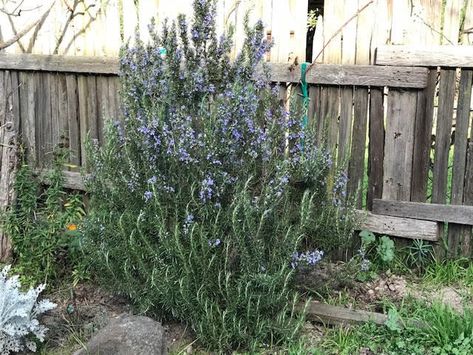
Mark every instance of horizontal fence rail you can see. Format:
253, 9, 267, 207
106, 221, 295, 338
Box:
376, 45, 473, 68
0, 53, 429, 87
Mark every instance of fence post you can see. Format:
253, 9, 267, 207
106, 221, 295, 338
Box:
0, 121, 17, 262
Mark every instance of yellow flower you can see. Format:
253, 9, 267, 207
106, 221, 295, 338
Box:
67, 224, 78, 232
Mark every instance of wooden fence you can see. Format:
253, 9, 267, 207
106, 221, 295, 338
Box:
1, 46, 473, 258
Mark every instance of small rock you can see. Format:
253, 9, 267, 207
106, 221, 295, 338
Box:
74, 314, 166, 355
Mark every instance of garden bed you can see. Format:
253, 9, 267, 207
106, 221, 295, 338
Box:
38, 259, 473, 354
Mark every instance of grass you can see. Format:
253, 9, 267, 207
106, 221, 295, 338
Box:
424, 258, 473, 287
320, 299, 473, 354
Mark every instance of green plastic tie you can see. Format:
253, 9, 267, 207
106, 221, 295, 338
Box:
300, 62, 310, 151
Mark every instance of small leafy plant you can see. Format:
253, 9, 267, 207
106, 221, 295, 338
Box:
355, 230, 395, 280
1, 148, 86, 286
0, 265, 56, 354
406, 239, 434, 272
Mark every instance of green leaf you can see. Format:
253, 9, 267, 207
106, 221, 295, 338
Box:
359, 229, 376, 245
377, 236, 395, 262
385, 307, 401, 332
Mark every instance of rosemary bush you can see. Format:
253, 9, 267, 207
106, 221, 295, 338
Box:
83, 0, 355, 351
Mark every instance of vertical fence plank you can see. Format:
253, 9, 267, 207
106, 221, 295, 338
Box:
307, 85, 318, 136
309, 86, 322, 142
58, 75, 69, 152
0, 72, 5, 146
50, 73, 60, 153
367, 87, 384, 210
25, 73, 37, 163
382, 89, 417, 201
411, 69, 437, 202
38, 73, 53, 167
3, 71, 14, 134
9, 71, 20, 132
449, 69, 473, 256
97, 76, 110, 143
432, 69, 456, 204
19, 72, 29, 154
432, 68, 456, 258
316, 86, 328, 145
108, 76, 120, 121
338, 87, 354, 166
348, 87, 369, 208
66, 75, 80, 169
77, 75, 88, 167
86, 76, 99, 143
325, 86, 340, 158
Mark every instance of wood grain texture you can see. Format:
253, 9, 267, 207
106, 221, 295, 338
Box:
305, 302, 388, 326
338, 87, 353, 165
367, 87, 384, 210
0, 53, 120, 74
376, 45, 473, 67
37, 169, 86, 191
269, 63, 429, 88
77, 75, 88, 166
324, 86, 340, 156
373, 199, 473, 225
449, 69, 473, 256
382, 89, 417, 201
450, 70, 473, 204
411, 69, 437, 202
432, 69, 456, 204
38, 73, 52, 167
356, 210, 439, 241
66, 75, 80, 168
0, 119, 17, 263
348, 87, 369, 207
304, 301, 425, 328
0, 53, 429, 88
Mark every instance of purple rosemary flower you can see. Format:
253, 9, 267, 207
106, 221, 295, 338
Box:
199, 176, 215, 202
144, 191, 153, 202
208, 239, 221, 247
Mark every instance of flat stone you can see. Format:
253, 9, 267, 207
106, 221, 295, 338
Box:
74, 314, 166, 355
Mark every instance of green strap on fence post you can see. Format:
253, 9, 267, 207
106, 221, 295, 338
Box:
300, 62, 310, 151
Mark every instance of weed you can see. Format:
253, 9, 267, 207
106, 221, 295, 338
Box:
424, 258, 473, 287
321, 299, 473, 354
1, 148, 86, 287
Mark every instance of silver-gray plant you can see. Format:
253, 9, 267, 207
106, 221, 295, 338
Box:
0, 265, 56, 354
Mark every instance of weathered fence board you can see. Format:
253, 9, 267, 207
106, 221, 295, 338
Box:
373, 199, 473, 225
0, 54, 120, 74
324, 86, 340, 156
376, 45, 473, 68
305, 302, 388, 326
356, 210, 439, 241
337, 87, 353, 165
449, 69, 473, 255
367, 87, 384, 210
66, 75, 80, 168
382, 89, 417, 201
0, 54, 430, 88
432, 69, 456, 205
269, 63, 429, 88
410, 69, 437, 202
348, 87, 369, 208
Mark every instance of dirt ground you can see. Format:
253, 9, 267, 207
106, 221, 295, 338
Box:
42, 284, 195, 354
40, 262, 472, 354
